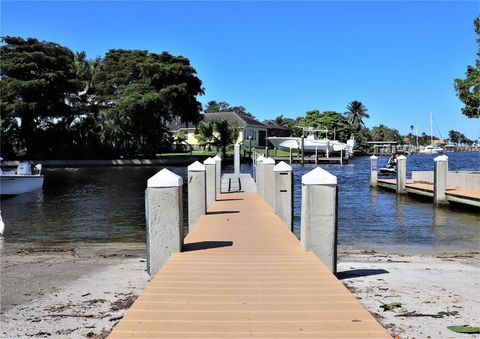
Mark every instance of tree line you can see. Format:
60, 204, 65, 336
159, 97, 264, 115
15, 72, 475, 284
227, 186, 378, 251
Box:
1, 36, 204, 159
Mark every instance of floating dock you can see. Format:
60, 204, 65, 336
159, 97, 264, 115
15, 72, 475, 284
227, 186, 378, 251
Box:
109, 189, 390, 338
377, 178, 480, 208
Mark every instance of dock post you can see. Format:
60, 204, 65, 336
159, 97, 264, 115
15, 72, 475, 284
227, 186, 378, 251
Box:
369, 155, 378, 187
315, 147, 318, 165
203, 157, 216, 207
326, 141, 330, 158
213, 154, 222, 198
265, 147, 268, 157
289, 148, 292, 164
256, 155, 265, 197
262, 157, 276, 207
396, 155, 407, 193
187, 161, 206, 231
340, 149, 343, 165
300, 167, 338, 273
234, 143, 241, 174
434, 155, 448, 205
252, 148, 256, 179
145, 169, 183, 276
274, 147, 277, 157
301, 136, 305, 165
274, 161, 293, 230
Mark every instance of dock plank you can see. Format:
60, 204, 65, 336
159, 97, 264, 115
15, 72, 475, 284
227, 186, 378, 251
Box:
109, 192, 391, 338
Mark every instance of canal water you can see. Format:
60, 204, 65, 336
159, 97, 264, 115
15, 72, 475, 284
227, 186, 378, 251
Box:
1, 152, 479, 253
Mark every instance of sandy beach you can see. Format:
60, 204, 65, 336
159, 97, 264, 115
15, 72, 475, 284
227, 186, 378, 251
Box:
1, 243, 479, 338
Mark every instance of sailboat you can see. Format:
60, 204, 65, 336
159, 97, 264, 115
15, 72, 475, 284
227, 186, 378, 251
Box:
419, 113, 443, 154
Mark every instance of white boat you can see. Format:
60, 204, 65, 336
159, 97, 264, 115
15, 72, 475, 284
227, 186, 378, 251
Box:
419, 113, 443, 154
267, 128, 356, 157
1, 160, 44, 195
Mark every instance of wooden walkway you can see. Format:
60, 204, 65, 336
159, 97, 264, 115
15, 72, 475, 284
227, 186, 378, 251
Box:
110, 192, 391, 338
377, 178, 480, 207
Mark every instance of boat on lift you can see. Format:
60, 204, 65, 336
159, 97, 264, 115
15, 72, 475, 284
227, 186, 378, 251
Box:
1, 159, 44, 195
267, 128, 356, 157
419, 113, 444, 154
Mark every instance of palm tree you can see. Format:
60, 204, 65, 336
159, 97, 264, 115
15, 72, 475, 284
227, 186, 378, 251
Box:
213, 120, 239, 158
344, 101, 370, 131
194, 121, 215, 150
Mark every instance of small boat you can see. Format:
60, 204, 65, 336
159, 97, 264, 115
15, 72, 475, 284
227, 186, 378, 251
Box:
379, 155, 397, 175
1, 159, 44, 195
419, 144, 443, 154
267, 128, 356, 157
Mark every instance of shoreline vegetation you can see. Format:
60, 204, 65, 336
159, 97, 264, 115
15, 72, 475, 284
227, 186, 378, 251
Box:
1, 242, 478, 338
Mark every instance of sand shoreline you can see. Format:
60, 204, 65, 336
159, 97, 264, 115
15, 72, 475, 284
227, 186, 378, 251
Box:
1, 243, 479, 338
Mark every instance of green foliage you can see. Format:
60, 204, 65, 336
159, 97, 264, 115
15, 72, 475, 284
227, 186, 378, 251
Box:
453, 17, 480, 119
379, 302, 402, 311
204, 100, 255, 118
0, 36, 83, 156
297, 110, 353, 142
212, 120, 240, 157
370, 124, 402, 142
344, 100, 370, 131
194, 121, 215, 150
447, 326, 480, 334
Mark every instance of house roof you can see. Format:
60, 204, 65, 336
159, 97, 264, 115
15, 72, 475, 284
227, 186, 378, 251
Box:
168, 112, 267, 131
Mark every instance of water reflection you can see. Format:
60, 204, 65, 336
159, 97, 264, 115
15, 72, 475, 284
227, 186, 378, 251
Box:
1, 153, 479, 253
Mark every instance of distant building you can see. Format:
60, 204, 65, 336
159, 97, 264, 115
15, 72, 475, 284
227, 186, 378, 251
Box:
168, 112, 269, 148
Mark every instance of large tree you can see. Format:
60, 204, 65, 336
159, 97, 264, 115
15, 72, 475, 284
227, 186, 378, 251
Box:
0, 36, 82, 156
93, 49, 204, 155
370, 124, 402, 142
454, 17, 480, 119
204, 100, 255, 118
297, 110, 353, 142
344, 100, 370, 131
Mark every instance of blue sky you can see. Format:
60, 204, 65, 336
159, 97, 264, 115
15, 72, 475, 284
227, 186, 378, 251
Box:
2, 1, 479, 139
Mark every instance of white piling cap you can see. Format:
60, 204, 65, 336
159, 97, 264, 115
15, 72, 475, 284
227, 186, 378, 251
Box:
370, 155, 378, 160
148, 168, 183, 188
434, 155, 448, 162
256, 155, 265, 162
203, 157, 216, 165
212, 155, 222, 161
188, 161, 205, 172
301, 167, 337, 185
397, 155, 407, 160
274, 161, 292, 172
262, 157, 275, 165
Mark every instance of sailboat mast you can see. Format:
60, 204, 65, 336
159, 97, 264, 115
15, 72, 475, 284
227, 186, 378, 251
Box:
430, 112, 433, 145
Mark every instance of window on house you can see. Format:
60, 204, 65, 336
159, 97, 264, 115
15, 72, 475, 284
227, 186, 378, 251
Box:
244, 129, 256, 140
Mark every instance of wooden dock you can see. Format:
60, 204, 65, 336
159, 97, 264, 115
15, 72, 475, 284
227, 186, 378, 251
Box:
110, 192, 391, 338
271, 156, 348, 165
377, 178, 480, 207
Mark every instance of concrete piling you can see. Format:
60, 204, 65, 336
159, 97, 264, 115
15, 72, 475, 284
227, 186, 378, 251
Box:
213, 154, 222, 198
187, 161, 206, 231
256, 155, 265, 197
370, 155, 378, 187
203, 157, 216, 207
300, 167, 338, 273
434, 155, 448, 205
396, 155, 407, 193
234, 144, 241, 174
145, 169, 183, 276
274, 161, 293, 230
262, 157, 275, 207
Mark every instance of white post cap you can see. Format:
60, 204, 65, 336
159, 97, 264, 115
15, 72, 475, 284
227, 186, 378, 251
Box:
397, 155, 407, 160
434, 155, 448, 162
262, 157, 275, 165
274, 161, 292, 172
301, 167, 337, 185
203, 157, 216, 165
212, 155, 222, 161
188, 161, 205, 172
148, 168, 183, 188
256, 155, 265, 162
370, 155, 378, 160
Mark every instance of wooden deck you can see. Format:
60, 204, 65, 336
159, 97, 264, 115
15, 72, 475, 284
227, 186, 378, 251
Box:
377, 178, 480, 207
109, 192, 391, 338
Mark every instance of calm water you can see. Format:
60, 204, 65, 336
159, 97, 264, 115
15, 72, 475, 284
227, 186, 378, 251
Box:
1, 152, 479, 253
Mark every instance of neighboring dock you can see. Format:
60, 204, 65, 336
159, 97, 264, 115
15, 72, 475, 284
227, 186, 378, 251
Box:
109, 191, 390, 338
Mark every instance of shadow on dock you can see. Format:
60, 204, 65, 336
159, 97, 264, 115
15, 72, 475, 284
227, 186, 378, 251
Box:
207, 210, 240, 215
183, 240, 234, 251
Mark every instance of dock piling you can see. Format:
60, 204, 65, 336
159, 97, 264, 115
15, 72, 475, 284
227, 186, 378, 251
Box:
396, 155, 407, 193
262, 157, 275, 207
213, 155, 222, 198
187, 161, 206, 231
300, 167, 338, 273
315, 147, 318, 165
203, 157, 216, 206
370, 155, 378, 187
145, 169, 183, 276
434, 155, 448, 205
274, 161, 293, 230
255, 155, 265, 197
234, 143, 241, 174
